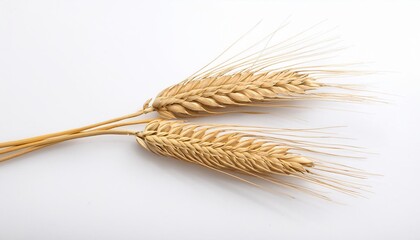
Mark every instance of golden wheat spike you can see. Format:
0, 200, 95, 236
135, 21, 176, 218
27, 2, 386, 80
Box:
137, 119, 314, 174
136, 119, 368, 199
152, 70, 323, 118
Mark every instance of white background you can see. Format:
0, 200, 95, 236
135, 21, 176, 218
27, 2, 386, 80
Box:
1, 0, 419, 239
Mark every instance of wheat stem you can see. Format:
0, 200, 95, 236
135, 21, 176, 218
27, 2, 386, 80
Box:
0, 108, 153, 148
0, 118, 156, 162
0, 145, 51, 163
0, 129, 136, 158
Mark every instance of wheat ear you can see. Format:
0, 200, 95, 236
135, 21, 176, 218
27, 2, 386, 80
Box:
0, 117, 368, 200
136, 119, 367, 200
148, 24, 374, 118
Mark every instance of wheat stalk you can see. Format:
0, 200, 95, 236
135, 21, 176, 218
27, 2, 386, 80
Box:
0, 24, 373, 201
136, 119, 367, 199
0, 118, 368, 199
0, 117, 368, 200
0, 24, 369, 150
148, 25, 373, 118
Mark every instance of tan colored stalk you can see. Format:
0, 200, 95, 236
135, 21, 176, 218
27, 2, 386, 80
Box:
0, 117, 367, 199
0, 118, 155, 162
0, 107, 153, 148
0, 65, 343, 149
0, 129, 137, 163
0, 25, 368, 153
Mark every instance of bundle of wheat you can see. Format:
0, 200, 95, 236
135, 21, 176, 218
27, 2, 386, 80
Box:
0, 23, 373, 200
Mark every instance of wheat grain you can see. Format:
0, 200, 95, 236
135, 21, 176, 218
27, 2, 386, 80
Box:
136, 119, 367, 199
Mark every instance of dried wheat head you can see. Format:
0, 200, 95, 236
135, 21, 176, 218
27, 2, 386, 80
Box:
146, 24, 371, 119
152, 70, 325, 118
136, 119, 367, 200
